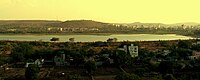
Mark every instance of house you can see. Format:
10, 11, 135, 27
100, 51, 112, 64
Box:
117, 44, 138, 58
54, 53, 69, 66
188, 51, 200, 60
129, 44, 139, 57
25, 62, 34, 68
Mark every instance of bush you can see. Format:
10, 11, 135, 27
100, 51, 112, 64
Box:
25, 64, 40, 80
115, 72, 140, 80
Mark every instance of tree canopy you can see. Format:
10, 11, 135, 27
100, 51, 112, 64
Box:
25, 64, 40, 80
115, 72, 140, 80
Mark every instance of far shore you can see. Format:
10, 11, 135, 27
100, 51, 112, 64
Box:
0, 33, 188, 36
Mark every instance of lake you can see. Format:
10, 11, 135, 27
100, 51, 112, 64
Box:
0, 34, 193, 42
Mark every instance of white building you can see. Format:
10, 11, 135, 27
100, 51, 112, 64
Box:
59, 28, 63, 31
129, 44, 138, 57
117, 44, 138, 58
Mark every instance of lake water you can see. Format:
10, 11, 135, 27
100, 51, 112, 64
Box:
0, 34, 193, 42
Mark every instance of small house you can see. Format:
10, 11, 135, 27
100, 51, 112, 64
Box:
54, 53, 70, 66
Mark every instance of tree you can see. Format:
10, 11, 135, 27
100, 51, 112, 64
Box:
177, 40, 192, 49
150, 74, 164, 80
20, 43, 34, 59
158, 61, 174, 74
0, 55, 5, 66
50, 37, 59, 42
116, 50, 131, 66
115, 72, 140, 80
84, 60, 97, 75
11, 52, 25, 62
25, 64, 40, 80
11, 43, 34, 62
69, 38, 75, 42
164, 74, 177, 80
107, 38, 117, 42
67, 74, 83, 80
176, 48, 192, 59
134, 68, 149, 76
138, 48, 150, 58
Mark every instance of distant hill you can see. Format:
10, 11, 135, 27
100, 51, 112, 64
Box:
118, 22, 166, 28
118, 22, 200, 28
170, 22, 200, 26
55, 20, 111, 28
0, 20, 200, 28
0, 20, 115, 28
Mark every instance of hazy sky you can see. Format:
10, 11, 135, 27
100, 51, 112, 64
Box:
0, 0, 200, 23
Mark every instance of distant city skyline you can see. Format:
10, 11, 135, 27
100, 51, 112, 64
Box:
0, 0, 200, 24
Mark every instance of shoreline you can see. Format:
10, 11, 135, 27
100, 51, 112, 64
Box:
0, 33, 188, 36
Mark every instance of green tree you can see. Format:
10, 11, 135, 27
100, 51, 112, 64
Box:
50, 37, 59, 42
150, 74, 164, 80
115, 72, 140, 80
177, 40, 192, 49
20, 43, 34, 59
69, 38, 75, 42
11, 43, 34, 62
176, 48, 192, 59
191, 44, 200, 51
138, 48, 150, 58
0, 55, 5, 66
158, 61, 174, 74
84, 60, 97, 75
134, 68, 149, 76
25, 64, 40, 80
11, 52, 25, 62
67, 74, 83, 80
116, 50, 131, 66
164, 74, 177, 80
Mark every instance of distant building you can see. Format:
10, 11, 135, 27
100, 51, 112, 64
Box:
47, 28, 52, 31
59, 28, 63, 31
54, 54, 66, 66
7, 29, 16, 32
129, 44, 139, 57
117, 44, 138, 58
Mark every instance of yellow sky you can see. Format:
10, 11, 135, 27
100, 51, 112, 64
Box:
0, 0, 200, 23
